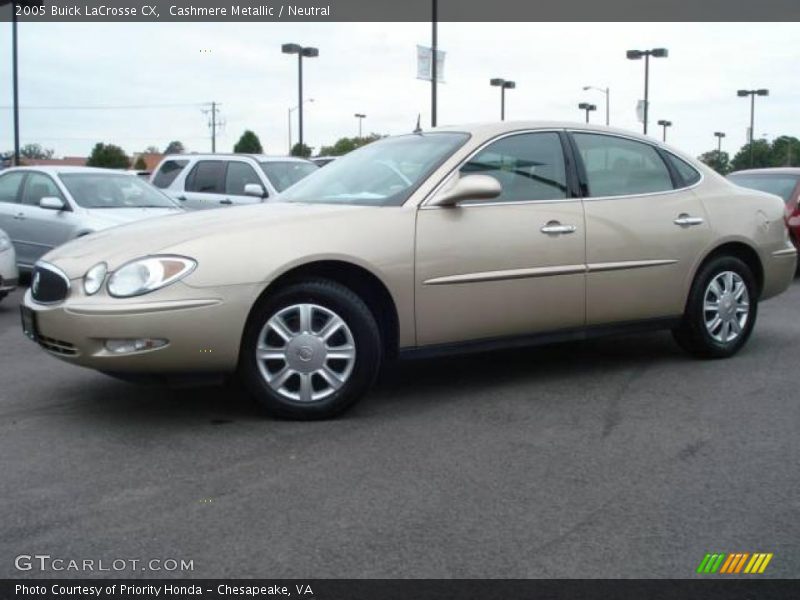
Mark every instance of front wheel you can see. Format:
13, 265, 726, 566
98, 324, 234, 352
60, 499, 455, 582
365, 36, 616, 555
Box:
239, 279, 382, 420
672, 256, 758, 359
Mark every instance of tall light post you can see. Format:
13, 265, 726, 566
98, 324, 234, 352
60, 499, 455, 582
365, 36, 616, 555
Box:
578, 103, 597, 124
490, 78, 516, 121
431, 0, 438, 127
737, 88, 769, 168
582, 85, 610, 126
282, 43, 319, 154
657, 119, 672, 142
354, 113, 366, 138
626, 47, 668, 135
287, 98, 314, 155
714, 131, 726, 156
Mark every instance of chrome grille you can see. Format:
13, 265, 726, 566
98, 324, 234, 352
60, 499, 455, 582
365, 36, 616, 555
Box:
31, 263, 70, 304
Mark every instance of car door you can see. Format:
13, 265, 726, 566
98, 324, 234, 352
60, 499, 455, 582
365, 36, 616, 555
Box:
14, 171, 81, 266
223, 160, 267, 205
570, 131, 713, 325
415, 131, 586, 346
0, 171, 30, 264
181, 160, 227, 210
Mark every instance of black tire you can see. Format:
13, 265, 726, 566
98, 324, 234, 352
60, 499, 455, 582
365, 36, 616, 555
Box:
672, 255, 758, 359
239, 279, 382, 420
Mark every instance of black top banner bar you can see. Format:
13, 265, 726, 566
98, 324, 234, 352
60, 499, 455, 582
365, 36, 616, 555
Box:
2, 0, 800, 22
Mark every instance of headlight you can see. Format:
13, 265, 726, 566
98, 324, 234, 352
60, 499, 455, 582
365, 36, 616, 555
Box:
0, 233, 11, 253
107, 256, 196, 298
83, 262, 107, 296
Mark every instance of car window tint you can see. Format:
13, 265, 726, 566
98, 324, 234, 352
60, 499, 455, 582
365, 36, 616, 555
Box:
573, 133, 674, 197
152, 159, 188, 188
728, 174, 800, 204
186, 161, 224, 193
21, 173, 64, 206
665, 153, 702, 187
0, 172, 25, 204
225, 162, 261, 195
460, 132, 568, 203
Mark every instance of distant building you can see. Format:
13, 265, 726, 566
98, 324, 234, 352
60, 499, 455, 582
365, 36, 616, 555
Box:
22, 156, 87, 167
129, 152, 165, 171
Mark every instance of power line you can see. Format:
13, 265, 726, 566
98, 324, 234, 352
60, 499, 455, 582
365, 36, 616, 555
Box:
201, 102, 224, 152
0, 103, 206, 110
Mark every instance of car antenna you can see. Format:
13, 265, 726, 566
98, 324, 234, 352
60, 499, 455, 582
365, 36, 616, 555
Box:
413, 114, 422, 134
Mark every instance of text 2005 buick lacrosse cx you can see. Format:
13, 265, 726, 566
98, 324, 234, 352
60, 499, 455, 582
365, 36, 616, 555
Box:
22, 122, 797, 419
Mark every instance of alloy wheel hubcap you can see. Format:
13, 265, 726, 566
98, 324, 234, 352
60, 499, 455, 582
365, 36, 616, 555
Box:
703, 271, 749, 344
256, 303, 356, 403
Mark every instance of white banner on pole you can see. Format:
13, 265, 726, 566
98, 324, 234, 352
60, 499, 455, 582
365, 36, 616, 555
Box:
635, 100, 647, 123
416, 45, 446, 82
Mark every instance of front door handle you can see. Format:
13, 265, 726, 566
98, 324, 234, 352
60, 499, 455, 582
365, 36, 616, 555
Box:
541, 221, 577, 235
176, 195, 187, 202
674, 214, 704, 227
220, 199, 233, 205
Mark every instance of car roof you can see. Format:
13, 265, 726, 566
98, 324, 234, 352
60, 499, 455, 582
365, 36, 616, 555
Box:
160, 153, 314, 163
428, 120, 668, 143
729, 167, 800, 176
3, 166, 131, 176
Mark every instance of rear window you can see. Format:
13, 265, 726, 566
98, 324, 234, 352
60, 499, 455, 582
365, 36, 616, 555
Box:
152, 159, 188, 189
728, 173, 800, 204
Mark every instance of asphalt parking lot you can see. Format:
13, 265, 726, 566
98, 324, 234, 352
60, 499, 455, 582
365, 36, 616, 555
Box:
1, 279, 798, 579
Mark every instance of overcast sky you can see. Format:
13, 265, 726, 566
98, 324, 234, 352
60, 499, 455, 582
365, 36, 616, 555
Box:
1, 19, 798, 159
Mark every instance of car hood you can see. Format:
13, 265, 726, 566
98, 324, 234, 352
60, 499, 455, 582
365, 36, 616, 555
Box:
82, 207, 183, 226
44, 202, 379, 279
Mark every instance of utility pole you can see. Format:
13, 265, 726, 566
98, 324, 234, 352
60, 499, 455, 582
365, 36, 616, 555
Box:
431, 0, 438, 127
202, 102, 223, 152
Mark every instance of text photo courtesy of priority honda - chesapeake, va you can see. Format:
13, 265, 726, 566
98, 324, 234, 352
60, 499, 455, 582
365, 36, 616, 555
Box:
0, 1, 799, 598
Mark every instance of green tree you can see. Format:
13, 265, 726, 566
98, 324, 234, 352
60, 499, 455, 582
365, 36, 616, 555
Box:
319, 133, 382, 157
698, 150, 731, 175
144, 145, 161, 154
769, 136, 800, 167
233, 130, 263, 154
133, 155, 148, 170
164, 140, 185, 154
86, 143, 130, 169
291, 142, 313, 158
730, 139, 772, 171
20, 143, 54, 160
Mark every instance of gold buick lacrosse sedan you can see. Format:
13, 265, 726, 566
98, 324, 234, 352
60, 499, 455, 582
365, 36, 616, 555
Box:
21, 122, 797, 419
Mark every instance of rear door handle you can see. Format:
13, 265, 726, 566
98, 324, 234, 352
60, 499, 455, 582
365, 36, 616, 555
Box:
540, 221, 577, 235
674, 214, 704, 226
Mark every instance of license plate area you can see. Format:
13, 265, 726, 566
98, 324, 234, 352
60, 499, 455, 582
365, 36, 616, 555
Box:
20, 306, 39, 342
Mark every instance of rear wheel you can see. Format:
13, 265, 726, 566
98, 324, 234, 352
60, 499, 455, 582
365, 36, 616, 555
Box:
239, 279, 382, 419
672, 256, 758, 359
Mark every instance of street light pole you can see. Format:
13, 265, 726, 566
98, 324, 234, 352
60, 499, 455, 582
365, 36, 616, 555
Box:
737, 89, 769, 168
657, 119, 672, 142
714, 131, 726, 156
431, 0, 438, 127
282, 43, 319, 154
12, 1, 20, 166
287, 98, 314, 155
578, 103, 597, 124
354, 113, 366, 138
490, 78, 516, 121
583, 86, 610, 126
626, 48, 668, 136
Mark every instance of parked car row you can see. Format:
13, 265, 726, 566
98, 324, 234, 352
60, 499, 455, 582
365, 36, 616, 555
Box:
0, 228, 17, 303
18, 122, 797, 420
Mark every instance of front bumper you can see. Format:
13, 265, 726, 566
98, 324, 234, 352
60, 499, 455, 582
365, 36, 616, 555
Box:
21, 281, 259, 373
0, 277, 17, 294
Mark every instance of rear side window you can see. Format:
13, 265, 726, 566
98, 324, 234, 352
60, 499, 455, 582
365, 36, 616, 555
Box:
186, 161, 224, 193
152, 159, 189, 189
573, 133, 673, 197
665, 153, 702, 187
460, 132, 568, 202
225, 162, 262, 195
0, 172, 25, 204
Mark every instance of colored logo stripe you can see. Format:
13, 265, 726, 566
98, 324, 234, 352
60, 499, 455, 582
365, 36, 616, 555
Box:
697, 553, 773, 574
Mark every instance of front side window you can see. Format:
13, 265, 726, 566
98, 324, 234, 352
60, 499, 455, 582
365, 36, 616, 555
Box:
260, 161, 318, 193
22, 173, 64, 206
186, 161, 224, 193
573, 133, 674, 197
279, 132, 469, 206
59, 173, 177, 209
0, 172, 25, 204
225, 162, 262, 195
152, 159, 188, 189
460, 132, 568, 203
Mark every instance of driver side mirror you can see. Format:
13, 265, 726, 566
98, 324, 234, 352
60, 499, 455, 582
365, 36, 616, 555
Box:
39, 196, 66, 211
244, 183, 268, 199
429, 174, 502, 207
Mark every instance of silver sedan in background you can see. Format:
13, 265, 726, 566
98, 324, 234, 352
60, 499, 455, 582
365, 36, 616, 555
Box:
0, 228, 18, 303
0, 167, 183, 270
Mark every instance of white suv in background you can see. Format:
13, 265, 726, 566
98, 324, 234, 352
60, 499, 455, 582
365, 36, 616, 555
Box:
151, 154, 318, 210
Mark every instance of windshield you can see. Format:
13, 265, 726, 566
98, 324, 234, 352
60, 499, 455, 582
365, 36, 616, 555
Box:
279, 132, 470, 206
728, 173, 800, 204
260, 161, 319, 193
59, 173, 178, 209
